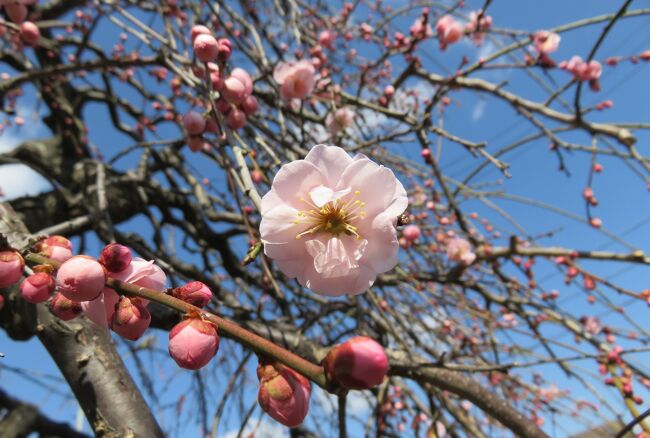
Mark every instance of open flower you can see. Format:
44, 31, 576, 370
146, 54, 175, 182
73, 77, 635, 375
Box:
273, 60, 316, 101
446, 237, 476, 266
532, 31, 560, 55
260, 145, 407, 296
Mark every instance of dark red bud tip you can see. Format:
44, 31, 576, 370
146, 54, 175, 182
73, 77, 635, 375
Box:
99, 243, 132, 273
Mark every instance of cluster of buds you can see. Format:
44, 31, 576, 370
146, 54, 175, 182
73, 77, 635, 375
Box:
214, 68, 258, 130
559, 56, 602, 91
191, 25, 231, 63
465, 10, 492, 46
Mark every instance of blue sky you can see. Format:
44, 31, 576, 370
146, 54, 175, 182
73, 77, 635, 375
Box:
2, 0, 650, 436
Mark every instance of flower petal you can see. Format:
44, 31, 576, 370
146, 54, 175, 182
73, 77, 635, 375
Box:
262, 160, 325, 211
337, 157, 408, 219
304, 145, 354, 187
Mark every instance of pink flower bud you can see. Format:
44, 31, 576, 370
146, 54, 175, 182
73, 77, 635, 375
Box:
240, 95, 258, 115
257, 361, 311, 427
168, 318, 219, 369
221, 76, 247, 104
20, 272, 55, 303
402, 225, 421, 242
0, 250, 24, 288
226, 108, 247, 130
49, 292, 82, 320
110, 297, 151, 340
171, 281, 212, 307
183, 110, 206, 135
590, 217, 602, 228
318, 30, 336, 50
323, 336, 389, 390
190, 25, 211, 43
35, 236, 73, 263
19, 21, 39, 46
99, 243, 132, 273
217, 38, 232, 61
193, 34, 220, 63
56, 255, 106, 302
4, 3, 28, 23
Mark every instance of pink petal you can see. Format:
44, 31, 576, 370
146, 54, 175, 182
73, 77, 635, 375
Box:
337, 157, 408, 219
261, 160, 325, 211
303, 145, 353, 186
273, 62, 294, 85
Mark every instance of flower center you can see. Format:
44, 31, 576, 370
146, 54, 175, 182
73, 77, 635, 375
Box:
293, 189, 366, 240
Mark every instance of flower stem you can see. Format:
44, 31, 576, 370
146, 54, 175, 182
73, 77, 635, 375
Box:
25, 252, 327, 388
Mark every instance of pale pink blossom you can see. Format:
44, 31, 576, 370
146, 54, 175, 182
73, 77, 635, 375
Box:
465, 11, 492, 46
436, 15, 463, 50
259, 145, 408, 296
257, 361, 311, 427
581, 316, 602, 335
82, 257, 166, 328
446, 237, 476, 265
325, 107, 354, 135
561, 56, 602, 81
323, 336, 388, 389
56, 256, 106, 302
20, 272, 54, 303
168, 318, 219, 369
0, 250, 24, 288
273, 60, 316, 100
533, 31, 560, 55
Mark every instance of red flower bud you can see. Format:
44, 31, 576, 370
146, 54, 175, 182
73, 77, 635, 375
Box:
110, 297, 151, 340
49, 292, 82, 320
172, 281, 212, 307
168, 318, 219, 369
323, 336, 389, 390
20, 272, 55, 303
257, 361, 311, 427
0, 250, 24, 288
99, 243, 132, 273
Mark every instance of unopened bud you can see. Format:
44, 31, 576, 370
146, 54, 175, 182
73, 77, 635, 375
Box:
20, 272, 55, 303
323, 336, 388, 390
0, 250, 24, 288
172, 281, 212, 307
168, 317, 219, 369
99, 243, 132, 273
